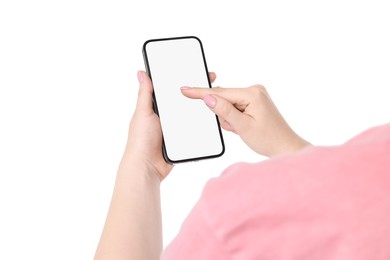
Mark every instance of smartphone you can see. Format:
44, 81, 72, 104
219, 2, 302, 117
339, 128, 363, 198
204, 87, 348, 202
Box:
142, 36, 225, 163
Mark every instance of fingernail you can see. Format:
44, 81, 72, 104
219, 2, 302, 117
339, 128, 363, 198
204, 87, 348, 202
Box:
137, 71, 144, 83
203, 95, 216, 108
180, 86, 191, 90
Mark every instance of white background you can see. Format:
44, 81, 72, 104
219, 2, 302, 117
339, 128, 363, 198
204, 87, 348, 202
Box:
0, 1, 389, 259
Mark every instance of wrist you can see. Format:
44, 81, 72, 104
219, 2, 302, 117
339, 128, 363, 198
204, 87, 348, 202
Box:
269, 134, 312, 158
118, 153, 164, 184
289, 137, 312, 153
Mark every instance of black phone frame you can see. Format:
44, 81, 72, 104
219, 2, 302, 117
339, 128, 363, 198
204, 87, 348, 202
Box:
142, 36, 225, 164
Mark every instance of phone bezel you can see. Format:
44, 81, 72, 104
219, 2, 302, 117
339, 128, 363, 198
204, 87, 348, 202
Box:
142, 36, 225, 164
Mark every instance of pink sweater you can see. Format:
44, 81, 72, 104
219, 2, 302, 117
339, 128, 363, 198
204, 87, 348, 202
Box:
162, 123, 390, 260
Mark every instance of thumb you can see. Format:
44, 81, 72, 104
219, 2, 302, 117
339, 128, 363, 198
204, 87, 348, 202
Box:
203, 94, 247, 133
135, 71, 154, 113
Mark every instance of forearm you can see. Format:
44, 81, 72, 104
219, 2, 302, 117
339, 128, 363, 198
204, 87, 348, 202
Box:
95, 155, 163, 260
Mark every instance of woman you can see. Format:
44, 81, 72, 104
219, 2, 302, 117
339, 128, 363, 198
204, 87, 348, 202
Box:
94, 71, 390, 259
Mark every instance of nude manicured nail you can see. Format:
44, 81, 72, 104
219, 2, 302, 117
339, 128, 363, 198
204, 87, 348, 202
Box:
180, 86, 191, 90
137, 71, 144, 83
203, 95, 216, 108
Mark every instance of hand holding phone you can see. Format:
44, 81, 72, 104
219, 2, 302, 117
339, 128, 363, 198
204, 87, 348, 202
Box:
142, 36, 225, 163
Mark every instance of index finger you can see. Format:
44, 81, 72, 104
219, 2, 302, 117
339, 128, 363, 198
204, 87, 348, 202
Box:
180, 87, 251, 106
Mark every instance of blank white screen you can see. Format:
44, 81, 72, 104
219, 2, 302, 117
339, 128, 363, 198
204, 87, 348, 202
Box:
144, 37, 224, 162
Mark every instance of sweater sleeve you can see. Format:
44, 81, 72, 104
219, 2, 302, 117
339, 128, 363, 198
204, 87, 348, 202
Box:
161, 123, 390, 260
161, 165, 239, 260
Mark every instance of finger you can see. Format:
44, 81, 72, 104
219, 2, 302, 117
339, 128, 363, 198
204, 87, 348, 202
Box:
135, 71, 154, 113
209, 72, 217, 83
203, 94, 248, 133
181, 87, 251, 108
219, 118, 235, 132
